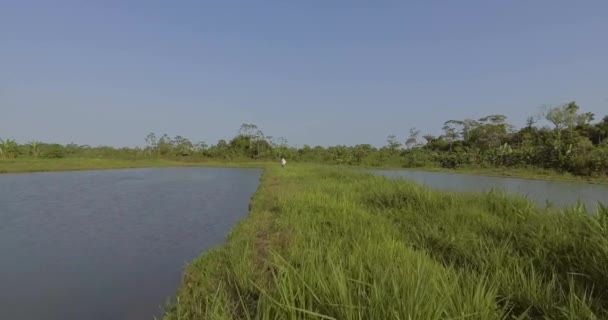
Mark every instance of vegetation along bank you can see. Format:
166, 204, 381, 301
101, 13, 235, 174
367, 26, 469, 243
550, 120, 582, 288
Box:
163, 164, 608, 319
2, 102, 608, 182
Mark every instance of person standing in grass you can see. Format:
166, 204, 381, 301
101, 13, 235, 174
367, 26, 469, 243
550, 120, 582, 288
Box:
281, 157, 286, 168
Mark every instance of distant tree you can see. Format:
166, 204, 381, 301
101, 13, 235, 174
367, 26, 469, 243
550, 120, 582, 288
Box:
405, 127, 420, 149
216, 139, 228, 150
422, 134, 436, 144
386, 134, 401, 154
157, 134, 172, 156
596, 116, 608, 144
212, 139, 230, 158
467, 114, 510, 150
236, 123, 268, 158
277, 137, 288, 148
544, 102, 585, 138
352, 144, 374, 164
238, 123, 259, 139
525, 116, 537, 128
194, 141, 208, 153
444, 119, 479, 142
274, 137, 289, 158
145, 133, 158, 155
441, 125, 458, 152
173, 135, 194, 156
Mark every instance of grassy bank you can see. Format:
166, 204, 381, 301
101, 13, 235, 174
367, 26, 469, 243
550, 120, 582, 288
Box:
164, 165, 608, 319
0, 158, 264, 174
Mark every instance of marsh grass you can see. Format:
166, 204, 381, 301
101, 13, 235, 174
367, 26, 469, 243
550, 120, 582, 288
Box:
160, 165, 607, 319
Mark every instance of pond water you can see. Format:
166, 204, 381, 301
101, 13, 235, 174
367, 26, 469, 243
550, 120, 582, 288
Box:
0, 167, 261, 320
372, 170, 607, 211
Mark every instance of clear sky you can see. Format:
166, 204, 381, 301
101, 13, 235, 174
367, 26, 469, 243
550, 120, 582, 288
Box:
2, 1, 607, 147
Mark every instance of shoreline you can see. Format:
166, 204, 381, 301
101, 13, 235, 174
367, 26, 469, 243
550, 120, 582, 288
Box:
0, 158, 266, 174
361, 165, 608, 185
2, 158, 607, 185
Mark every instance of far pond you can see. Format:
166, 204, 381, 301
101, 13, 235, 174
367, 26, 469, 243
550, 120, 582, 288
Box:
373, 170, 607, 211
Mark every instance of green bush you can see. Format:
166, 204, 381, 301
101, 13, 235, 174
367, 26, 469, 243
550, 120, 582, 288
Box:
41, 144, 65, 159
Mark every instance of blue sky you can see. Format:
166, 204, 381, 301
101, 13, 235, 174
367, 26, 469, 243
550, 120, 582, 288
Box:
2, 1, 607, 147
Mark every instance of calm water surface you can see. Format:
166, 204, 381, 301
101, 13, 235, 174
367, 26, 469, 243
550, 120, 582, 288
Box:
0, 167, 261, 320
373, 170, 607, 210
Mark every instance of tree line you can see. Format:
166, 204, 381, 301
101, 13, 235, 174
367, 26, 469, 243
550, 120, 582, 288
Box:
2, 101, 607, 176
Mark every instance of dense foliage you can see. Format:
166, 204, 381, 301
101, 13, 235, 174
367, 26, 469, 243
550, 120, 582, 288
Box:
2, 102, 607, 176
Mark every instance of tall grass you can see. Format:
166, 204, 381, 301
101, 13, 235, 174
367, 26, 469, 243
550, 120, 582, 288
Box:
163, 165, 608, 319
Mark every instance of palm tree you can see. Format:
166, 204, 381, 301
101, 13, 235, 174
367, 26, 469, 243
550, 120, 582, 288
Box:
29, 140, 41, 157
0, 138, 18, 158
